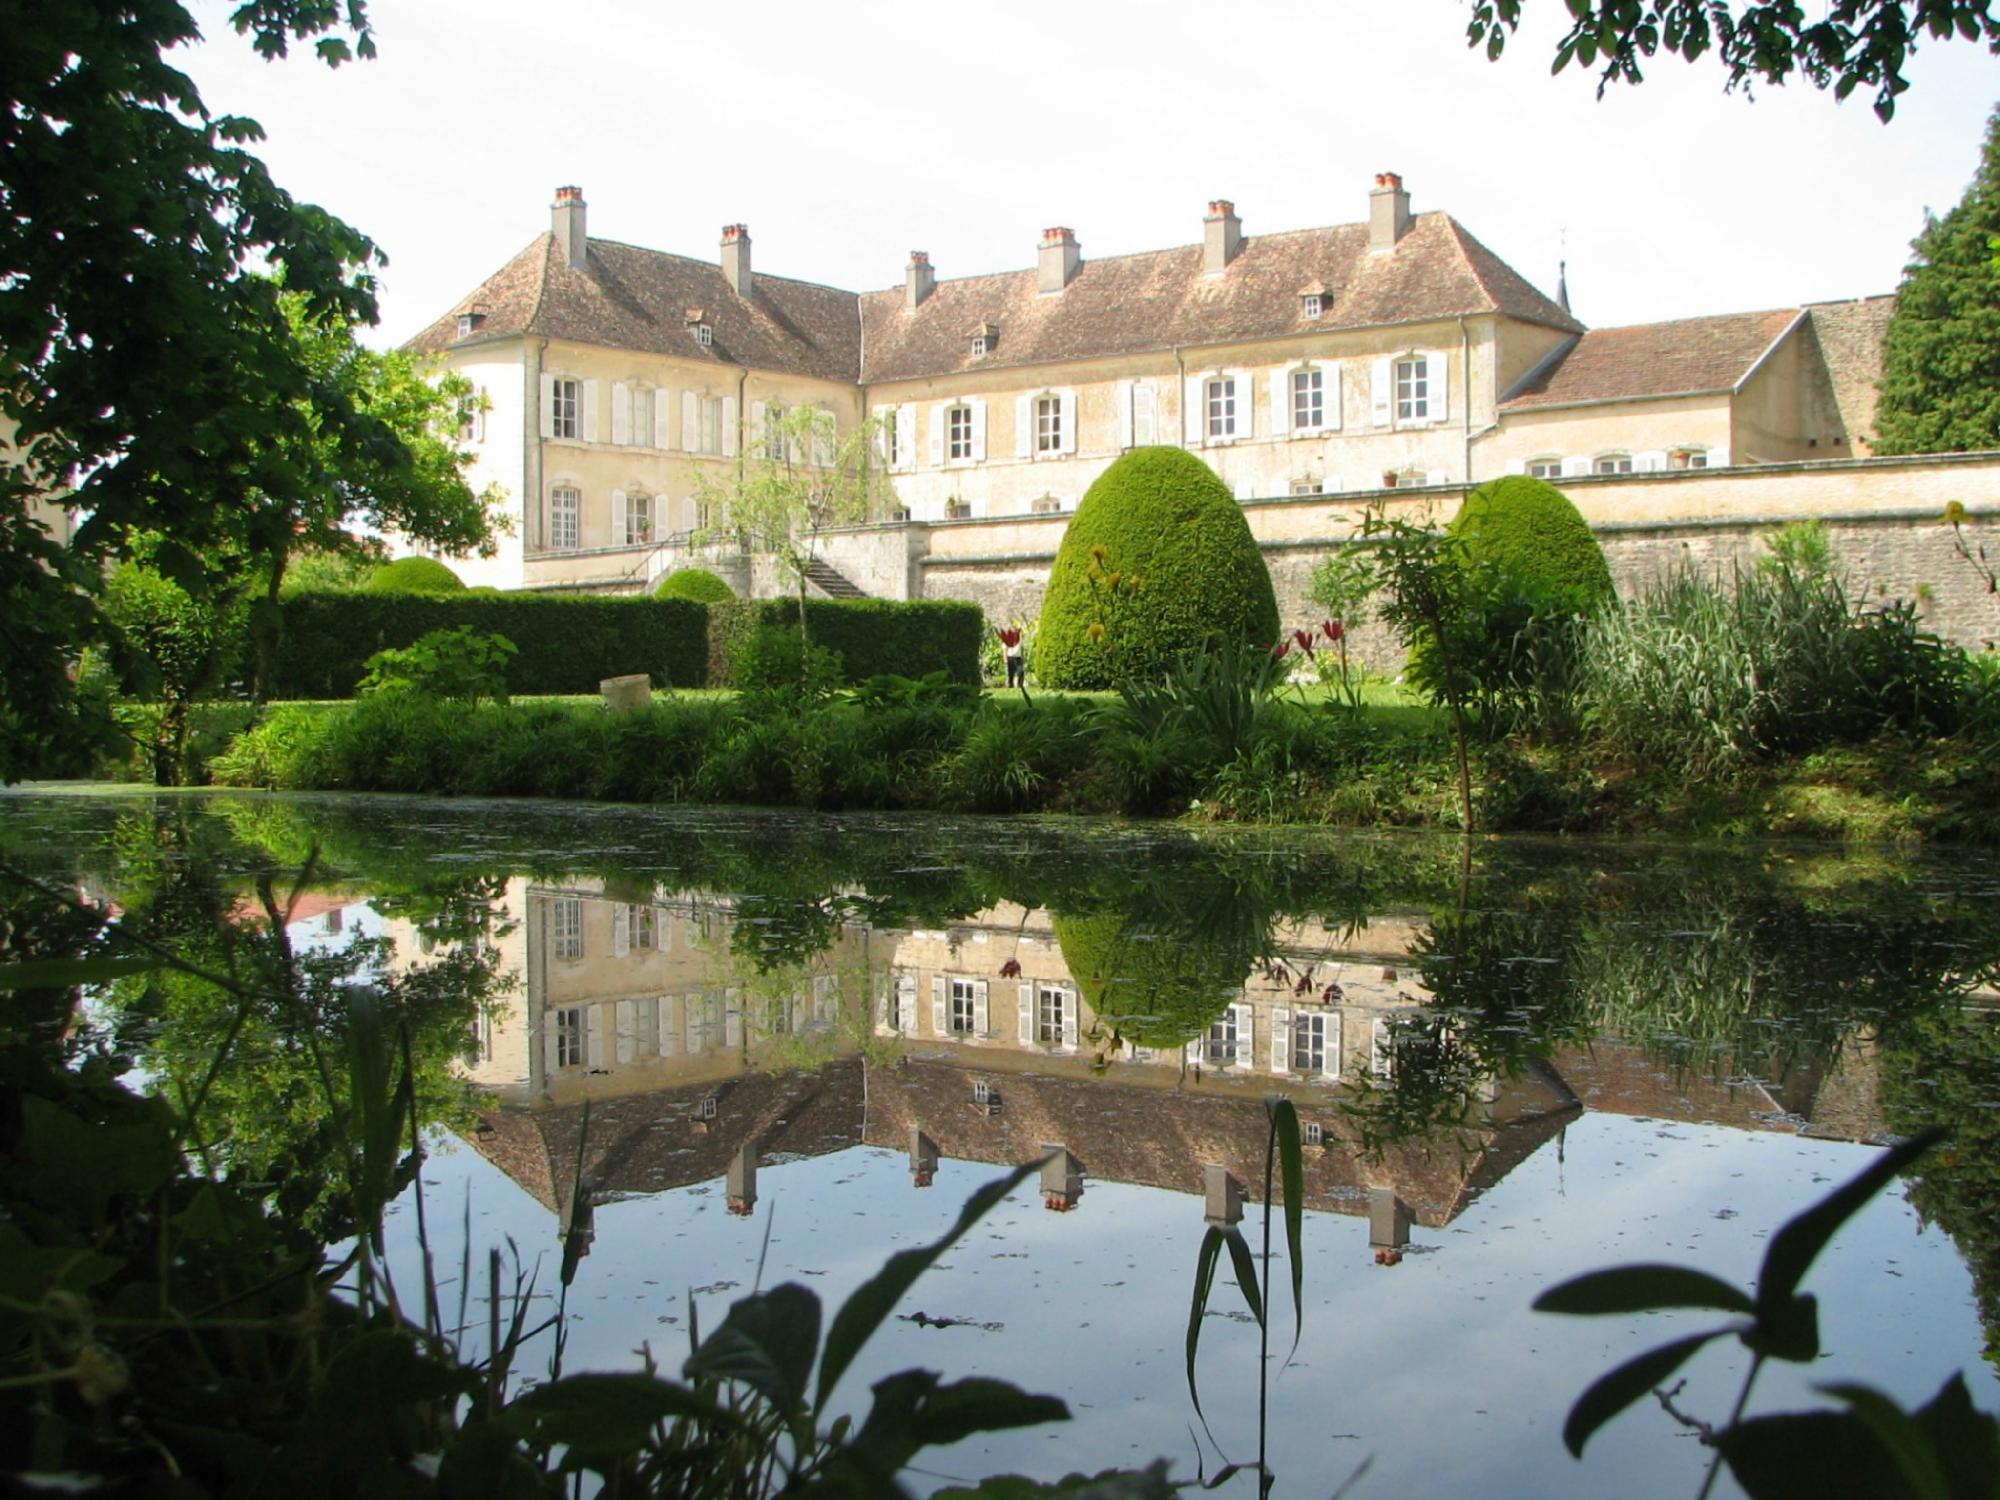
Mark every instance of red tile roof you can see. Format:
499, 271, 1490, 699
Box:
1501, 307, 1804, 411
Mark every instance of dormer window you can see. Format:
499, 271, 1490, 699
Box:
970, 336, 988, 357
684, 308, 713, 347
969, 321, 997, 358
456, 304, 488, 339
1302, 294, 1323, 319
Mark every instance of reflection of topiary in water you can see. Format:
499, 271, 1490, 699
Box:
1036, 448, 1278, 689
1053, 911, 1251, 1050
364, 556, 465, 594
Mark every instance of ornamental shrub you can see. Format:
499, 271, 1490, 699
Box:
364, 556, 465, 594
1447, 475, 1613, 611
1036, 448, 1278, 689
704, 598, 983, 686
1052, 910, 1255, 1050
655, 567, 734, 603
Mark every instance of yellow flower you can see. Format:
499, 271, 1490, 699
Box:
1128, 573, 1145, 591
1086, 565, 1103, 585
1945, 500, 1969, 525
1091, 543, 1109, 563
1087, 622, 1105, 641
1106, 571, 1123, 587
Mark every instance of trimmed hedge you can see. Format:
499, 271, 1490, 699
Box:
271, 593, 709, 698
705, 598, 984, 686
1449, 475, 1613, 609
655, 567, 734, 602
1036, 448, 1279, 689
268, 592, 983, 698
364, 556, 465, 594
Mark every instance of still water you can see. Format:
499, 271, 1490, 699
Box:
9, 788, 2000, 1497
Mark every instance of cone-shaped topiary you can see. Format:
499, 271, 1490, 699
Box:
364, 556, 465, 594
1036, 448, 1279, 688
1447, 475, 1613, 610
654, 567, 735, 603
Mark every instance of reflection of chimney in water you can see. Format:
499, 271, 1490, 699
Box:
1041, 1146, 1083, 1211
726, 1139, 758, 1216
1203, 1164, 1244, 1229
909, 1126, 939, 1188
1369, 1186, 1411, 1266
560, 1193, 595, 1260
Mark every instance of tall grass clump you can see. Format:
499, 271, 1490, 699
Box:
1581, 546, 1965, 778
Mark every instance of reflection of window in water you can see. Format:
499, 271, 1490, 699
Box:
1036, 985, 1066, 1044
813, 972, 838, 1022
1292, 1012, 1328, 1073
551, 898, 583, 960
555, 1006, 585, 1068
469, 1007, 493, 1064
1206, 1008, 1239, 1065
1371, 1017, 1394, 1079
629, 905, 657, 951
950, 977, 978, 1035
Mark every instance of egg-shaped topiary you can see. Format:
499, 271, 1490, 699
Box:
1035, 448, 1278, 689
1053, 911, 1254, 1050
1448, 475, 1613, 610
364, 556, 465, 595
654, 567, 734, 603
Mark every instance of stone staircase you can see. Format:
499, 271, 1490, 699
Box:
802, 557, 867, 598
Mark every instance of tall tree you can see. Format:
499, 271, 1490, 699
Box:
0, 0, 491, 775
1874, 107, 2000, 454
1467, 1, 2000, 120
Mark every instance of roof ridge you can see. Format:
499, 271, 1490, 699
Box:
587, 236, 862, 299
1440, 216, 1582, 333
524, 233, 552, 331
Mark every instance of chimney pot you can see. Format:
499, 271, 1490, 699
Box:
720, 223, 752, 295
1203, 197, 1243, 275
551, 185, 588, 272
1038, 227, 1081, 292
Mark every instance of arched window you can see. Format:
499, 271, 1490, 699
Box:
1527, 457, 1563, 480
1594, 453, 1634, 475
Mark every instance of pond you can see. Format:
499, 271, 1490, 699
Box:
6, 788, 1999, 1497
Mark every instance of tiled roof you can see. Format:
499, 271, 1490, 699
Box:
1806, 296, 1895, 452
407, 234, 864, 385
857, 214, 1581, 384
408, 214, 1581, 386
1500, 307, 1803, 411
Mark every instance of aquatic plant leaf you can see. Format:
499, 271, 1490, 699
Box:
1184, 1225, 1227, 1428
1268, 1096, 1305, 1359
816, 1156, 1043, 1411
1221, 1228, 1264, 1329
932, 1461, 1180, 1498
435, 1417, 550, 1500
1719, 1410, 1918, 1500
1562, 1330, 1720, 1457
500, 1372, 738, 1461
1818, 1384, 1951, 1500
906, 1377, 1070, 1447
1743, 1291, 1819, 1364
1903, 1374, 2000, 1500
1534, 1263, 1754, 1318
0, 956, 159, 988
1756, 1128, 1944, 1314
685, 1281, 822, 1423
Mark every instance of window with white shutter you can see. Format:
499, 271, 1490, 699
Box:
611, 382, 631, 445
1133, 382, 1157, 445
548, 377, 580, 440
945, 404, 974, 463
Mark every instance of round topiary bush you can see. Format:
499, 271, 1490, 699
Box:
1448, 475, 1613, 610
1053, 911, 1254, 1050
364, 556, 465, 595
654, 567, 734, 603
1036, 448, 1278, 689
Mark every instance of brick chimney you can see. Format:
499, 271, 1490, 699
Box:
1038, 226, 1080, 293
1203, 199, 1242, 274
720, 224, 752, 296
907, 250, 935, 310
551, 185, 587, 271
1369, 172, 1411, 251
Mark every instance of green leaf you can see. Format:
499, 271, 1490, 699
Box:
1909, 1374, 2000, 1499
1269, 1097, 1306, 1359
435, 1417, 550, 1500
1756, 1129, 1944, 1313
1562, 1331, 1721, 1458
684, 1282, 821, 1424
18, 1094, 178, 1218
0, 957, 160, 989
815, 1156, 1043, 1411
1534, 1263, 1755, 1318
500, 1372, 735, 1460
1185, 1225, 1227, 1428
1222, 1228, 1264, 1329
1819, 1384, 1950, 1500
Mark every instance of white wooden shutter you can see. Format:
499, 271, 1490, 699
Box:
1560, 456, 1591, 477
1018, 982, 1035, 1044
584, 1006, 604, 1069
581, 380, 600, 443
872, 405, 891, 463
812, 409, 834, 468
538, 372, 556, 439
896, 403, 917, 471
932, 975, 947, 1036
1371, 1017, 1393, 1079
1116, 379, 1134, 449
1426, 469, 1449, 487
1230, 372, 1251, 438
1508, 457, 1528, 475
725, 1004, 744, 1049
611, 382, 631, 445
1057, 389, 1077, 454
1635, 450, 1667, 472
969, 398, 987, 461
1325, 1011, 1343, 1079
611, 489, 629, 549
1234, 1003, 1253, 1063
1015, 394, 1034, 458
615, 1000, 636, 1064
1184, 375, 1205, 445
659, 998, 679, 1058
1272, 1007, 1291, 1073
1270, 368, 1290, 436
1429, 355, 1449, 424
681, 391, 699, 452
653, 905, 671, 952
897, 972, 917, 1035
1060, 990, 1078, 1050
928, 406, 946, 467
474, 397, 487, 443
1135, 382, 1157, 445
1708, 445, 1730, 467
612, 902, 630, 957
749, 400, 767, 455
541, 1010, 561, 1075
1184, 1037, 1203, 1067
721, 396, 740, 457
973, 979, 989, 1035
653, 389, 670, 449
1324, 365, 1343, 432
1371, 357, 1394, 427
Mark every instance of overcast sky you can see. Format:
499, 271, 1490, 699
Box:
181, 0, 2000, 348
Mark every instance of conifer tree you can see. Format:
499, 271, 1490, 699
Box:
1874, 107, 2000, 455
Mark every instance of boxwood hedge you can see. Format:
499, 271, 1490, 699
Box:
704, 597, 984, 686
1449, 475, 1613, 609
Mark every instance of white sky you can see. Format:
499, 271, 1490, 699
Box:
181, 0, 2000, 349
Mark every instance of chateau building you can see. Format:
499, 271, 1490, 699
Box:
410, 178, 1892, 594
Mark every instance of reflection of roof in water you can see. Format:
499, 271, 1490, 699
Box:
468, 1062, 867, 1215
1547, 1038, 1886, 1143
865, 1058, 1579, 1229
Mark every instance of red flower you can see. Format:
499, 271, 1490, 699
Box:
999, 959, 1022, 978
1323, 619, 1345, 644
997, 626, 1023, 648
1291, 628, 1316, 658
1268, 640, 1291, 660
1293, 968, 1315, 997
1321, 981, 1344, 1004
